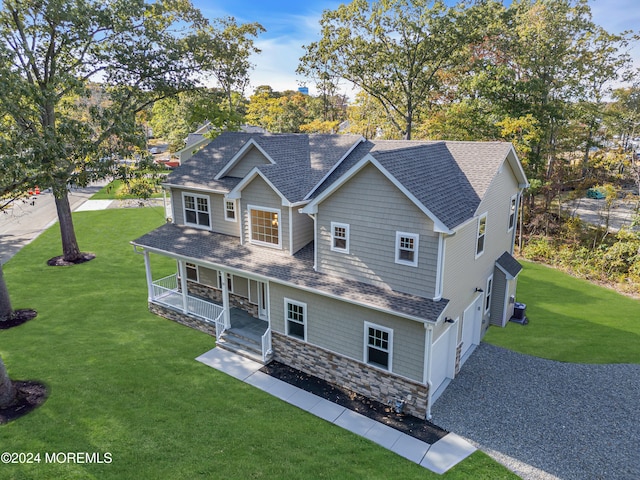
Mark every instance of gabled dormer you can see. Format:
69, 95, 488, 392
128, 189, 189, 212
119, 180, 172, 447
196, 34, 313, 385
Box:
215, 138, 276, 180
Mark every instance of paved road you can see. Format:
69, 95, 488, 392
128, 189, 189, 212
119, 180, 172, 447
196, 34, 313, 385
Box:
0, 184, 106, 265
566, 197, 638, 231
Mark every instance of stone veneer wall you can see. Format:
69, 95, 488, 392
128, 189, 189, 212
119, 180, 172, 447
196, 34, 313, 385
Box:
272, 331, 429, 419
455, 343, 463, 375
186, 281, 259, 317
149, 303, 217, 337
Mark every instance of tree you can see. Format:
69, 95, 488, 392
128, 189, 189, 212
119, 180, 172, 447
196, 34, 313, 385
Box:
0, 355, 15, 408
0, 0, 225, 263
194, 17, 264, 126
299, 0, 492, 139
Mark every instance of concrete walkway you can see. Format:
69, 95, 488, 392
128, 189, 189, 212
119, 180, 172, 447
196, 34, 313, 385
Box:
196, 347, 476, 475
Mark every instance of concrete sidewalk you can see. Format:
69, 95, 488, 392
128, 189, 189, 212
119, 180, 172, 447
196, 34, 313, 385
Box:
196, 347, 476, 475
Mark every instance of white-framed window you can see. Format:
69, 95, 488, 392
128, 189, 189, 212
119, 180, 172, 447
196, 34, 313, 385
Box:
183, 193, 210, 228
364, 322, 393, 371
485, 275, 493, 314
285, 298, 306, 341
476, 213, 487, 258
224, 199, 237, 222
395, 232, 419, 267
508, 194, 517, 231
331, 222, 350, 253
248, 205, 281, 248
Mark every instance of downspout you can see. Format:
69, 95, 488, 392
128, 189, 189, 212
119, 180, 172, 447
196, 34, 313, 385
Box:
424, 323, 434, 420
308, 213, 318, 271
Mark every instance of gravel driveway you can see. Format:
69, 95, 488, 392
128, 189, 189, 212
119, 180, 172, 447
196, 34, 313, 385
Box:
431, 343, 640, 480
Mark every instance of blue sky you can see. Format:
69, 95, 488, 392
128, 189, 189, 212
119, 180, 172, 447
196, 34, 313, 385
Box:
193, 0, 640, 96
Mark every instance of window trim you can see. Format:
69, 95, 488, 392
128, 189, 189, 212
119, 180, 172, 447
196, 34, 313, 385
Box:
182, 192, 211, 229
284, 298, 307, 341
330, 222, 350, 253
508, 194, 517, 232
485, 275, 493, 314
475, 213, 487, 258
395, 231, 419, 267
363, 321, 393, 371
248, 205, 282, 249
224, 199, 237, 222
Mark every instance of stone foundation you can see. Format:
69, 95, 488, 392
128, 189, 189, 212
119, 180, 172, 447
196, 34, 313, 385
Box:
272, 331, 429, 418
149, 303, 217, 337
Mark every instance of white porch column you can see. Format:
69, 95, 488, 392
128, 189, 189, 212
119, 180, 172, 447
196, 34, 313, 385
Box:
144, 251, 154, 301
221, 271, 231, 328
178, 260, 189, 313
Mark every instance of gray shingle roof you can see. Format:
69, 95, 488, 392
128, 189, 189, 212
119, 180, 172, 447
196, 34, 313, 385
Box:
496, 251, 523, 278
132, 223, 448, 322
166, 133, 514, 228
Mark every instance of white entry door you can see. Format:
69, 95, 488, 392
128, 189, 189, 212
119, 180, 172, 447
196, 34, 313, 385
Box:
460, 296, 482, 363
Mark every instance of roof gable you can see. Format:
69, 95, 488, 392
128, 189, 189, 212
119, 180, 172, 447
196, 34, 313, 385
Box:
215, 138, 276, 180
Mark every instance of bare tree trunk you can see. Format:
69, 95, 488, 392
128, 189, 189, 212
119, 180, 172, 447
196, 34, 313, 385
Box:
0, 356, 16, 408
0, 263, 12, 321
54, 191, 82, 262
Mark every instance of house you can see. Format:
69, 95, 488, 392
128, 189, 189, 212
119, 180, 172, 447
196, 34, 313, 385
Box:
131, 132, 529, 419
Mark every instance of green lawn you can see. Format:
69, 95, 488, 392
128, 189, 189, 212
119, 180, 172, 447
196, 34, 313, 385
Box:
1, 208, 516, 479
484, 260, 640, 364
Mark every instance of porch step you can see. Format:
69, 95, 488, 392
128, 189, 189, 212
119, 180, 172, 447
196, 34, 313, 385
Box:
217, 329, 270, 364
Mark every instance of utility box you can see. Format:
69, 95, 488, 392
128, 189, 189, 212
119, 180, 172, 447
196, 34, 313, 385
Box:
510, 302, 528, 325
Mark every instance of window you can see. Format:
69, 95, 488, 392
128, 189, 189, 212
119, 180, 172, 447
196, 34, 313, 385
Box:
249, 206, 281, 247
285, 299, 306, 341
476, 214, 487, 257
225, 200, 237, 222
485, 275, 493, 314
508, 195, 517, 231
331, 222, 349, 253
364, 322, 393, 371
183, 193, 210, 228
395, 232, 419, 267
185, 262, 198, 282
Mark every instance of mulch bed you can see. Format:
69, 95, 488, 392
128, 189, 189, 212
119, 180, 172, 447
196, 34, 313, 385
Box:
260, 361, 448, 444
47, 252, 95, 266
0, 309, 37, 330
0, 381, 49, 425
1, 310, 49, 424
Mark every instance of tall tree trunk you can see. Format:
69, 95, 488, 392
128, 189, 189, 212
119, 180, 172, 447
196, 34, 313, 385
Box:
0, 356, 16, 408
0, 263, 12, 321
54, 190, 82, 262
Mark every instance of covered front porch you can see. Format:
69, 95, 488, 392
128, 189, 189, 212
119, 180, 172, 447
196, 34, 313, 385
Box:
138, 249, 273, 362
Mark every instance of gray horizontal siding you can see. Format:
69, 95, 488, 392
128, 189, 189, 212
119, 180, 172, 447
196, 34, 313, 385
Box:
317, 163, 439, 298
227, 146, 270, 178
269, 283, 426, 382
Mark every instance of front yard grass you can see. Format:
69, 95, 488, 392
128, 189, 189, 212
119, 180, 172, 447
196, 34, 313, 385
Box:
484, 260, 640, 364
1, 208, 516, 479
91, 179, 164, 200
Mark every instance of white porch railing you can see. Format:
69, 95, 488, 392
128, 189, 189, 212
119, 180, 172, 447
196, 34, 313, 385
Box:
151, 274, 226, 333
262, 327, 272, 362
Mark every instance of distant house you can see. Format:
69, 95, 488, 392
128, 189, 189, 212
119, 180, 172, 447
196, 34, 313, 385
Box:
132, 132, 528, 419
176, 123, 268, 164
